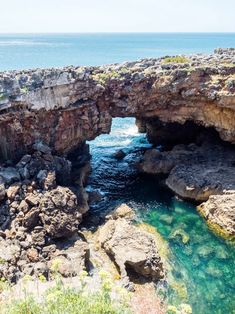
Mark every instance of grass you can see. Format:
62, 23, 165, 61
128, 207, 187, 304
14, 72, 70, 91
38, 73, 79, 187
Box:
162, 56, 190, 64
1, 271, 131, 314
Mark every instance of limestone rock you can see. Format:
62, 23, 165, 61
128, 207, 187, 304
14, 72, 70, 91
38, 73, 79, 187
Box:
7, 183, 21, 200
139, 142, 235, 202
49, 240, 89, 277
99, 210, 164, 282
0, 50, 235, 161
198, 191, 235, 239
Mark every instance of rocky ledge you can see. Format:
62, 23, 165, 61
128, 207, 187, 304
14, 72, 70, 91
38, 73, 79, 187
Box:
0, 48, 235, 162
138, 127, 235, 239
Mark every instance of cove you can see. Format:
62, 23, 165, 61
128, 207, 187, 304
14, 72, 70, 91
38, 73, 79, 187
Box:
88, 117, 235, 314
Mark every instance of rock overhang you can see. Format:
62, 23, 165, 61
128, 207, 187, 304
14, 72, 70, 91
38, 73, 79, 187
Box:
0, 48, 235, 161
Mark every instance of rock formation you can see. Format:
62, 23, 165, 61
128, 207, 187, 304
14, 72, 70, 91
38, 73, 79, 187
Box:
0, 49, 235, 162
0, 143, 89, 282
98, 204, 164, 287
198, 191, 235, 239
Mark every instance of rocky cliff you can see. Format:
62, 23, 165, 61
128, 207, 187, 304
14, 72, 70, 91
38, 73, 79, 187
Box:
0, 48, 235, 161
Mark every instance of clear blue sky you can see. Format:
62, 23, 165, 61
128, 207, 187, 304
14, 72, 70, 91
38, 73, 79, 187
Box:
1, 0, 234, 33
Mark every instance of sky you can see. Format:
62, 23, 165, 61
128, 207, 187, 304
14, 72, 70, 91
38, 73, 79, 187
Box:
0, 0, 234, 33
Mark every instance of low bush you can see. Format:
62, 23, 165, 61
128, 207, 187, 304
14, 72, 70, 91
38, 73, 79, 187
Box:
162, 56, 190, 64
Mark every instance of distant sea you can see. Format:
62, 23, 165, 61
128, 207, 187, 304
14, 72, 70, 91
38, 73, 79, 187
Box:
0, 33, 235, 71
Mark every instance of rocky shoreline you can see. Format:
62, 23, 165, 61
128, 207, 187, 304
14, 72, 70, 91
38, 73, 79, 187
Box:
138, 129, 235, 239
0, 142, 165, 291
0, 49, 234, 312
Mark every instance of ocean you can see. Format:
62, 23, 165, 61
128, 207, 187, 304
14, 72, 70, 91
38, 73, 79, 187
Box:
1, 33, 235, 314
0, 33, 235, 71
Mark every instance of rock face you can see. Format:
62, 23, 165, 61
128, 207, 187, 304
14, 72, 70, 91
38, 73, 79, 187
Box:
138, 130, 235, 238
138, 141, 235, 202
0, 143, 89, 282
198, 191, 235, 239
98, 204, 164, 284
0, 49, 235, 161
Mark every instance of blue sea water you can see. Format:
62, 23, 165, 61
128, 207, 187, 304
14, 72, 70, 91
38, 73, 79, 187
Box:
0, 33, 235, 313
0, 33, 235, 71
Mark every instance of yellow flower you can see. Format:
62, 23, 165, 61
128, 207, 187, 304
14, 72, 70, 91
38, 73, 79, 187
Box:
79, 270, 88, 279
167, 305, 178, 314
99, 270, 110, 280
50, 258, 62, 272
38, 274, 47, 282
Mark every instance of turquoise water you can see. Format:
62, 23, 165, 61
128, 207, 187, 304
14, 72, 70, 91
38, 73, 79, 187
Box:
0, 33, 235, 70
0, 34, 235, 313
88, 118, 235, 314
135, 196, 235, 314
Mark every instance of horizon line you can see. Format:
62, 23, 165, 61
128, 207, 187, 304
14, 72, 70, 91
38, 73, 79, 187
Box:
0, 31, 235, 35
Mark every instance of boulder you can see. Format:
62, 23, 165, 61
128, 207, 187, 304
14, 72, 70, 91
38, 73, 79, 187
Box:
198, 191, 235, 239
39, 186, 82, 238
98, 206, 164, 282
113, 149, 126, 160
6, 183, 21, 200
33, 142, 52, 154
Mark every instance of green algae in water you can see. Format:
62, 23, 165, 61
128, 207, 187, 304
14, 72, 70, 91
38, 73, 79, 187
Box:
135, 196, 235, 314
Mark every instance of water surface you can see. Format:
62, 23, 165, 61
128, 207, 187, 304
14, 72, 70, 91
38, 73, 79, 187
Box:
0, 33, 235, 70
88, 118, 235, 314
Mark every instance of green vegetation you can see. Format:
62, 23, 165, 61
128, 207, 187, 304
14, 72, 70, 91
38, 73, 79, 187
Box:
20, 87, 28, 94
1, 271, 131, 314
93, 70, 121, 85
162, 56, 190, 64
0, 93, 7, 101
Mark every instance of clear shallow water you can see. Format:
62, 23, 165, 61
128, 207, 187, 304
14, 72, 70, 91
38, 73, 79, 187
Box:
88, 118, 235, 314
0, 33, 235, 71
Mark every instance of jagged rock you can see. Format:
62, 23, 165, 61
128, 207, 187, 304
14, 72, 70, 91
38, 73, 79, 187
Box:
0, 239, 21, 263
0, 148, 89, 283
0, 177, 6, 201
27, 248, 39, 262
0, 167, 20, 185
37, 170, 56, 190
33, 142, 52, 154
39, 186, 82, 238
6, 183, 21, 200
139, 142, 235, 202
0, 50, 235, 162
113, 149, 126, 160
23, 208, 40, 230
98, 205, 164, 282
198, 191, 235, 239
48, 240, 89, 277
106, 203, 135, 220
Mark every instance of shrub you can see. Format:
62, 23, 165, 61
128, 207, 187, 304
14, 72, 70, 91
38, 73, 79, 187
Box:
93, 70, 121, 85
2, 271, 131, 314
162, 56, 190, 64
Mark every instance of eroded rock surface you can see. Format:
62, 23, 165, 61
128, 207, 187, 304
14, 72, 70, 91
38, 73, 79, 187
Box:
138, 141, 235, 201
0, 143, 89, 282
198, 191, 235, 239
98, 204, 164, 285
0, 49, 235, 161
